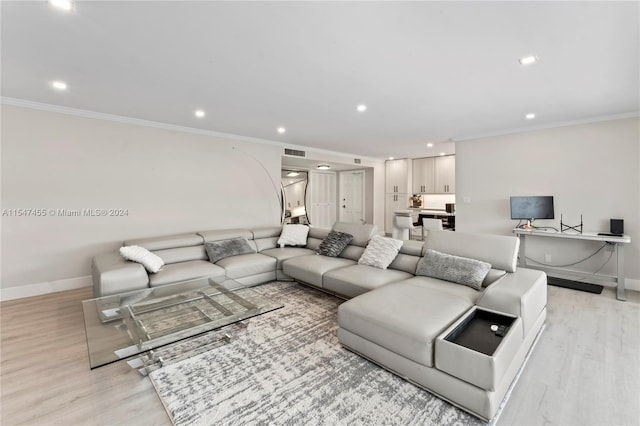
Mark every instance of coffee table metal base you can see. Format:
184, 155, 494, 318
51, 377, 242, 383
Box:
82, 276, 283, 369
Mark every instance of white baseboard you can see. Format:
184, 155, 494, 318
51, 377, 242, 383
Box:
0, 276, 92, 301
625, 278, 640, 292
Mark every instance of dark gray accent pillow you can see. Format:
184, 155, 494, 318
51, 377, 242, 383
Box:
316, 231, 353, 257
205, 238, 256, 263
415, 249, 491, 291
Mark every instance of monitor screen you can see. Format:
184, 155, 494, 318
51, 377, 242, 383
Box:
510, 196, 554, 220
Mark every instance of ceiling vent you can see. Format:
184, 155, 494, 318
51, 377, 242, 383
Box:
354, 158, 361, 164
284, 148, 306, 158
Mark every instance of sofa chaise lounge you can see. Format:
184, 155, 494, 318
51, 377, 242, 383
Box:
91, 221, 546, 421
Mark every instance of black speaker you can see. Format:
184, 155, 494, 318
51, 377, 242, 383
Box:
610, 219, 624, 235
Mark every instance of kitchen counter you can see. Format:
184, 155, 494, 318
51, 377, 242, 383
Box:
407, 208, 455, 216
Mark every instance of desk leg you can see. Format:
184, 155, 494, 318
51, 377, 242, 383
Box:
518, 235, 526, 267
616, 243, 626, 301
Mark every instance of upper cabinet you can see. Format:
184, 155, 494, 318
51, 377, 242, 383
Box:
410, 155, 455, 193
412, 157, 435, 193
434, 155, 455, 193
385, 159, 410, 193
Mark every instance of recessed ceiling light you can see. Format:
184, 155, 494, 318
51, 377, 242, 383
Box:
357, 104, 367, 112
286, 171, 300, 177
388, 157, 394, 160
277, 127, 286, 134
49, 0, 73, 11
317, 164, 331, 170
525, 113, 536, 120
194, 110, 205, 118
426, 143, 434, 148
518, 55, 538, 66
440, 152, 446, 156
52, 81, 67, 90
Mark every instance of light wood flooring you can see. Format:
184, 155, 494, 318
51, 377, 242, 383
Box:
1, 284, 638, 425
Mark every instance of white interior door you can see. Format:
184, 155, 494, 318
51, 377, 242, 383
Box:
339, 171, 365, 224
308, 171, 337, 228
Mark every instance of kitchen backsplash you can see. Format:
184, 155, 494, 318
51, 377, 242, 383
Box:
416, 194, 455, 210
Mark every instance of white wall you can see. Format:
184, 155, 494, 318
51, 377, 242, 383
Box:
1, 105, 283, 298
456, 117, 639, 288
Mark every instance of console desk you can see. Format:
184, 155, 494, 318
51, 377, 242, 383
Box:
513, 229, 631, 301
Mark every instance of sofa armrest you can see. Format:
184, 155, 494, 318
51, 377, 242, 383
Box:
476, 267, 547, 337
92, 252, 149, 297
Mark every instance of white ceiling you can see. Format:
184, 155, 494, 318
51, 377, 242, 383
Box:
2, 1, 638, 159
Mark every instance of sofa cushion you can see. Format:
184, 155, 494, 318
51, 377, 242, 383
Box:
316, 230, 353, 257
358, 235, 403, 269
205, 237, 256, 263
260, 247, 315, 269
282, 255, 356, 287
416, 249, 491, 291
323, 264, 412, 298
119, 245, 164, 273
148, 260, 225, 287
215, 253, 276, 279
399, 276, 483, 305
277, 224, 309, 247
338, 281, 473, 367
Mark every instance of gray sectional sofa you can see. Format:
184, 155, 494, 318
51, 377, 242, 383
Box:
91, 221, 547, 421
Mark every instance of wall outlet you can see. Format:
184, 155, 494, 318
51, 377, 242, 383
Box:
544, 254, 552, 263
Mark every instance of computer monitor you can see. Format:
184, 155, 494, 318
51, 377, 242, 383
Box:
510, 196, 554, 221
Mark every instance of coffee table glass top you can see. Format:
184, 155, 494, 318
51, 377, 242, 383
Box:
82, 276, 283, 369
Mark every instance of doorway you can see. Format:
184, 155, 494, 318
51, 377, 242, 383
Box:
339, 170, 365, 224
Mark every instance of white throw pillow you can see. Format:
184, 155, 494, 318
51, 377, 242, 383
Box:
358, 235, 404, 269
277, 224, 310, 248
119, 245, 164, 273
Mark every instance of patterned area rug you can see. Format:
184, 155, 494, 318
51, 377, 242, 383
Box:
149, 282, 489, 426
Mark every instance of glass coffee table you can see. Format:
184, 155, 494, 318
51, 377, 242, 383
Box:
82, 276, 283, 369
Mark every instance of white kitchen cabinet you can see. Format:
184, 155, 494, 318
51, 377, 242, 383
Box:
434, 155, 455, 193
412, 157, 435, 194
385, 159, 410, 194
385, 193, 409, 234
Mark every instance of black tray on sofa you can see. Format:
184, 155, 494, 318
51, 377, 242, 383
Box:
443, 308, 516, 356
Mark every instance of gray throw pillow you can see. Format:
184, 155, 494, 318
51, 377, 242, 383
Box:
316, 231, 353, 257
205, 237, 256, 263
415, 249, 491, 291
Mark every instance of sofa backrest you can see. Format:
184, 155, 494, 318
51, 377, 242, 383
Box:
251, 226, 282, 251
422, 230, 520, 273
332, 222, 377, 247
388, 240, 424, 273
125, 233, 203, 250
307, 227, 329, 250
124, 233, 206, 265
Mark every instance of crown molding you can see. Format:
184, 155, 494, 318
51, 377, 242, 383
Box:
0, 97, 382, 164
453, 111, 640, 142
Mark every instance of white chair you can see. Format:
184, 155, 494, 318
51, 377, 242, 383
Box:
392, 214, 414, 241
421, 218, 443, 241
